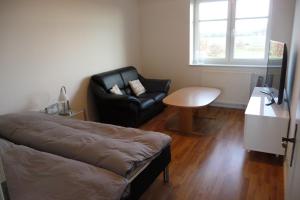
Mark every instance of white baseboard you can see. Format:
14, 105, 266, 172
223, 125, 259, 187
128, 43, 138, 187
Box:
210, 102, 247, 110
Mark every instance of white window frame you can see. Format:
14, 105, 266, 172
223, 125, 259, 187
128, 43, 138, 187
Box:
190, 0, 273, 66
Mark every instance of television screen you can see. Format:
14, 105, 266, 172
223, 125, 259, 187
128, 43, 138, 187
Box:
265, 40, 287, 104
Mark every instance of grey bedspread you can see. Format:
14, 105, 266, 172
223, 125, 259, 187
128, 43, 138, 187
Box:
0, 139, 128, 200
0, 112, 171, 178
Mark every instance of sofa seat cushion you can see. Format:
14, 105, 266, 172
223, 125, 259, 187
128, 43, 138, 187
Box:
138, 97, 156, 110
139, 93, 166, 103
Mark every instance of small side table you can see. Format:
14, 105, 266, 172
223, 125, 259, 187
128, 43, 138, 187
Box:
44, 103, 87, 121
65, 109, 87, 121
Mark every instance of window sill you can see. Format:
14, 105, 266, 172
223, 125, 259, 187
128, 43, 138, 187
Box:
190, 63, 267, 68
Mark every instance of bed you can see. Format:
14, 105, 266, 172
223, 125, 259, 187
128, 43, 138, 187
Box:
0, 112, 172, 200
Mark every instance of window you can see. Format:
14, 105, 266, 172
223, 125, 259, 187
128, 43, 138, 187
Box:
190, 0, 271, 65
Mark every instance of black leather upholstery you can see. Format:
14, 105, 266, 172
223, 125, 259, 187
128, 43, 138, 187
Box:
91, 66, 171, 127
139, 93, 166, 103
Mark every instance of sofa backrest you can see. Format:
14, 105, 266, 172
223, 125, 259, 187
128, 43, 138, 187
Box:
91, 66, 139, 95
119, 67, 139, 95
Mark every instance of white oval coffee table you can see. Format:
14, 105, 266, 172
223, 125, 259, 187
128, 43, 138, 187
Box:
163, 87, 221, 134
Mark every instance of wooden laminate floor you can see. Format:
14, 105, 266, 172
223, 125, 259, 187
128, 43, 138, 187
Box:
140, 107, 284, 200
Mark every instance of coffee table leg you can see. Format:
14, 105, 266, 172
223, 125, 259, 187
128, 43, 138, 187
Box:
179, 108, 193, 133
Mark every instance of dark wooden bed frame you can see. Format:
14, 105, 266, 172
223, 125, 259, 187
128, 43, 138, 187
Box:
125, 145, 171, 200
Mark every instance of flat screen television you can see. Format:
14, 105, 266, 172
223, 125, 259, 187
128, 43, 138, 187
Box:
264, 40, 288, 105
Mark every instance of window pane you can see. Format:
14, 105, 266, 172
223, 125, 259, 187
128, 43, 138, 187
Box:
199, 1, 228, 20
234, 18, 268, 59
236, 0, 270, 18
198, 21, 227, 59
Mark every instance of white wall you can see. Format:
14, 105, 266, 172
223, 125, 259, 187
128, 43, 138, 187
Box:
139, 0, 295, 106
0, 0, 140, 117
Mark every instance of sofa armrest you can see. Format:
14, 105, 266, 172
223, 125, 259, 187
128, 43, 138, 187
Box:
139, 75, 171, 93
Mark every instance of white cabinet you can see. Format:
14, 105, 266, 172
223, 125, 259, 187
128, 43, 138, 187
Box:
244, 87, 290, 155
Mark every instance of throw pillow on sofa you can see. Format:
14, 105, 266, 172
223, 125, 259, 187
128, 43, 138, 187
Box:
110, 84, 123, 95
129, 80, 146, 96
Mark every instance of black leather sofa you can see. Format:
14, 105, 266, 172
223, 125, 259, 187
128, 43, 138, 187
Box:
90, 66, 171, 127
